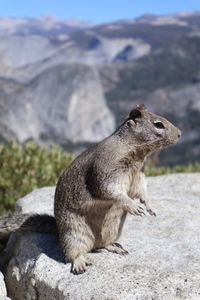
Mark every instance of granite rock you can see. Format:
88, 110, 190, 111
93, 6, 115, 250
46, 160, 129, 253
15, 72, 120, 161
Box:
4, 173, 200, 299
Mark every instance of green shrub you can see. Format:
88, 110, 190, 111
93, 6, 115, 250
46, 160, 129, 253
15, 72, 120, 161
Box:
145, 161, 200, 176
0, 141, 200, 215
0, 141, 74, 214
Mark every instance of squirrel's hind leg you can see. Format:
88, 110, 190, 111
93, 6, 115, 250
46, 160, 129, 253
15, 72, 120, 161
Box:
61, 230, 94, 274
58, 215, 95, 274
104, 242, 128, 255
97, 206, 128, 255
71, 255, 92, 274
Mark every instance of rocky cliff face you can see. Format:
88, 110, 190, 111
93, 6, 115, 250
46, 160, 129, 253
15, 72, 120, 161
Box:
0, 13, 200, 163
0, 65, 115, 145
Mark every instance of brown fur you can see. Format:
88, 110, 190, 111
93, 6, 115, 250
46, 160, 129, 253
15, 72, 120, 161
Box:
54, 104, 181, 274
0, 105, 181, 274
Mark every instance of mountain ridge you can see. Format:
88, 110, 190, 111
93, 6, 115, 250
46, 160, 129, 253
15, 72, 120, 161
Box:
0, 12, 200, 164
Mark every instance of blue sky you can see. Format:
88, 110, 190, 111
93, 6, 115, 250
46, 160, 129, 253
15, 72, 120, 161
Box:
0, 0, 200, 23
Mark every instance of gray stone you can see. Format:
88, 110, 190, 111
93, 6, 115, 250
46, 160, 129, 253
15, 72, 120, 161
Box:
15, 187, 55, 215
0, 272, 7, 297
5, 174, 200, 299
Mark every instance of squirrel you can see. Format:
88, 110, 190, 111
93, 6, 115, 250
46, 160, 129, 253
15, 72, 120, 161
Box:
0, 104, 181, 275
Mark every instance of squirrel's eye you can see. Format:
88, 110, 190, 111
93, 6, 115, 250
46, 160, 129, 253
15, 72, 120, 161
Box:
154, 121, 165, 129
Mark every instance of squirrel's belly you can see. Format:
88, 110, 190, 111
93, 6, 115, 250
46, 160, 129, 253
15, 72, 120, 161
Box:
91, 205, 125, 248
127, 171, 144, 199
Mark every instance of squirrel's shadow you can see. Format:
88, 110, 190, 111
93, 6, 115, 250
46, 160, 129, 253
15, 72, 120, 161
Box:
0, 215, 67, 273
29, 232, 66, 263
19, 214, 66, 263
1, 232, 68, 276
1, 215, 102, 273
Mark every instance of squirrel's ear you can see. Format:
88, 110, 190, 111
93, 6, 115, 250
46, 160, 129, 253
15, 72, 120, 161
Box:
136, 103, 147, 111
128, 104, 147, 120
129, 108, 142, 120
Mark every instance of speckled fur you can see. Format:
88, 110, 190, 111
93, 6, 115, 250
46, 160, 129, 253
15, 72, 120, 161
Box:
0, 105, 181, 274
54, 104, 181, 274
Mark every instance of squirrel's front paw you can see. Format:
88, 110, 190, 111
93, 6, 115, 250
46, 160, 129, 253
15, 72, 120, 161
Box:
126, 201, 146, 216
140, 198, 156, 217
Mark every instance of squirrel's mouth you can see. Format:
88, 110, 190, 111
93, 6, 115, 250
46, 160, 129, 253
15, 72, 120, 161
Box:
167, 129, 181, 146
167, 136, 181, 146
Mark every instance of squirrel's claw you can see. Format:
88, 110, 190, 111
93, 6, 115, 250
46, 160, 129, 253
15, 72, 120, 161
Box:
147, 209, 157, 216
71, 256, 91, 275
127, 201, 146, 216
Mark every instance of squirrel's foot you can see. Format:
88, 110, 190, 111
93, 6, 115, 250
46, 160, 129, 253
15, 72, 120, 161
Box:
104, 243, 129, 255
71, 255, 92, 275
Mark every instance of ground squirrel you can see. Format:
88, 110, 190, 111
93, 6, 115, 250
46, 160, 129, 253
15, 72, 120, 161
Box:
0, 104, 181, 274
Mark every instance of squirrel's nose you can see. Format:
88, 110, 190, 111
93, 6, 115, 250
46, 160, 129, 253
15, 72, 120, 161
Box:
177, 129, 181, 138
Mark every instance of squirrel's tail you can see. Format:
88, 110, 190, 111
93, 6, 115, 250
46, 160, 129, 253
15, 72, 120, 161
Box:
0, 213, 57, 242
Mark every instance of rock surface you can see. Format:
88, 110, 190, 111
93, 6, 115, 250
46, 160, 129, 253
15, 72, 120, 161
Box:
4, 173, 200, 299
0, 271, 11, 299
0, 272, 7, 297
15, 187, 55, 216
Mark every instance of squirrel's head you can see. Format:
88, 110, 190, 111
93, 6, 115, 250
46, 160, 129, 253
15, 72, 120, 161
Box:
122, 104, 181, 152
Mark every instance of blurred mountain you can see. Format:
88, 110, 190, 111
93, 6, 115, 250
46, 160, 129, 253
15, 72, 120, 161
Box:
0, 16, 92, 35
0, 13, 200, 164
